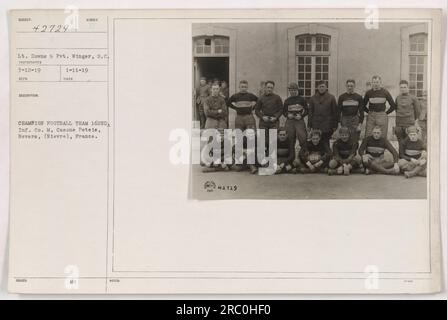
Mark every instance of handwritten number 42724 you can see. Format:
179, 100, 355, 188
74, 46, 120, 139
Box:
32, 25, 69, 32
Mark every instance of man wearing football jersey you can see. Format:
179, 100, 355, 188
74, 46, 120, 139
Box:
274, 128, 296, 174
228, 80, 258, 131
298, 129, 331, 173
328, 127, 362, 175
358, 126, 400, 175
338, 79, 364, 143
283, 82, 308, 151
363, 75, 397, 138
398, 126, 427, 178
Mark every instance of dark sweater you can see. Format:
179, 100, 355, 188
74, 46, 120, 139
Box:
399, 137, 426, 160
204, 95, 228, 119
359, 136, 398, 162
228, 92, 258, 115
277, 137, 295, 164
333, 138, 358, 160
363, 88, 396, 114
255, 93, 283, 119
299, 140, 331, 163
283, 95, 308, 118
338, 92, 365, 123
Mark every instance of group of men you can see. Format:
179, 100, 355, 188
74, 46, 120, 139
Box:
195, 75, 428, 178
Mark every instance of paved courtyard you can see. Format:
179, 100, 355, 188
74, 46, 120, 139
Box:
191, 164, 427, 200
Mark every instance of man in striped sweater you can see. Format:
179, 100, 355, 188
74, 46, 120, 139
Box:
283, 82, 308, 151
338, 79, 364, 143
363, 75, 397, 139
398, 126, 427, 178
358, 126, 400, 175
328, 127, 362, 176
228, 80, 258, 131
298, 129, 331, 173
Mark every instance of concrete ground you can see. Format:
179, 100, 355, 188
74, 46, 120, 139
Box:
191, 164, 427, 200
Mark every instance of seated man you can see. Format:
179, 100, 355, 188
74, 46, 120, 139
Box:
358, 126, 400, 175
328, 126, 362, 176
274, 128, 296, 174
398, 126, 427, 178
298, 129, 331, 173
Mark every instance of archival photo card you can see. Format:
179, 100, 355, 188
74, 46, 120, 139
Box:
7, 8, 442, 294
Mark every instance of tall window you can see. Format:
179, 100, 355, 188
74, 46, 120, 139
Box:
296, 34, 330, 99
194, 36, 229, 56
409, 33, 427, 97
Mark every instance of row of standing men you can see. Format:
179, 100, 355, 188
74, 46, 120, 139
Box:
195, 75, 427, 148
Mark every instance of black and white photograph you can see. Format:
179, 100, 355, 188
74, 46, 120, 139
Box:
192, 21, 430, 199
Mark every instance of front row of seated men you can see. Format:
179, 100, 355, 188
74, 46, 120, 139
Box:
201, 125, 427, 179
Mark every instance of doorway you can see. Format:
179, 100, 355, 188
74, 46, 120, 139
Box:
194, 57, 229, 89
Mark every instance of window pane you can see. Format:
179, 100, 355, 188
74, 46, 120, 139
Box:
296, 35, 313, 52
417, 43, 425, 52
295, 34, 331, 97
417, 74, 423, 81
410, 33, 427, 53
315, 36, 330, 52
